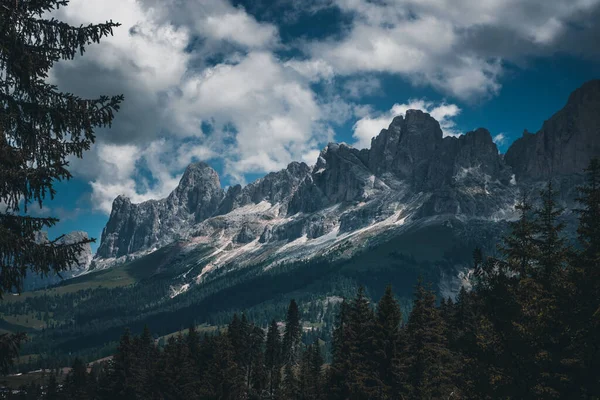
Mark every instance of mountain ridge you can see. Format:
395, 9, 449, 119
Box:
92, 80, 600, 296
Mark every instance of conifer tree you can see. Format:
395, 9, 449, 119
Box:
328, 300, 351, 400
63, 358, 89, 400
500, 196, 539, 277
248, 324, 267, 398
374, 285, 403, 398
343, 287, 380, 399
199, 334, 243, 400
535, 182, 568, 283
105, 329, 138, 399
300, 341, 323, 400
568, 157, 600, 397
283, 300, 302, 366
46, 372, 59, 400
131, 325, 158, 399
187, 324, 201, 367
475, 197, 541, 397
265, 319, 282, 399
402, 278, 455, 399
524, 182, 570, 398
0, 0, 123, 370
283, 363, 301, 400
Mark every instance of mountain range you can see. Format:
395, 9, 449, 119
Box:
88, 79, 600, 299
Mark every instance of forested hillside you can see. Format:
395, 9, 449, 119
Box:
5, 159, 600, 399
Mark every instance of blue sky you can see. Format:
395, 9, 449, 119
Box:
38, 0, 600, 253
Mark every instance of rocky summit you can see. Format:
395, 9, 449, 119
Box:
92, 80, 600, 296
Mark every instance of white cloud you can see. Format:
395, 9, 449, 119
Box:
284, 59, 335, 82
47, 0, 337, 213
493, 133, 506, 145
305, 0, 600, 99
142, 0, 279, 50
88, 139, 219, 214
352, 99, 462, 149
163, 51, 331, 180
202, 10, 278, 48
343, 77, 382, 99
43, 0, 600, 216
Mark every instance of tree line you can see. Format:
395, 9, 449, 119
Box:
6, 159, 600, 399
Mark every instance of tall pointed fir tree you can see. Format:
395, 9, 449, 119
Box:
283, 362, 301, 400
0, 0, 123, 371
402, 278, 455, 399
300, 341, 323, 400
327, 300, 351, 400
228, 313, 252, 393
46, 372, 59, 400
104, 329, 136, 400
265, 319, 282, 399
525, 181, 570, 398
63, 358, 90, 400
535, 182, 569, 283
500, 195, 539, 278
344, 287, 380, 399
374, 285, 403, 399
568, 157, 600, 398
187, 323, 202, 370
476, 197, 539, 397
283, 300, 302, 366
156, 334, 197, 399
248, 324, 267, 398
199, 334, 244, 400
131, 325, 159, 398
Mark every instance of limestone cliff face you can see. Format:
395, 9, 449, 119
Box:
505, 79, 600, 182
96, 163, 224, 259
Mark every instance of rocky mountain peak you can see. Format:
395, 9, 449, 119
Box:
368, 109, 443, 185
505, 79, 600, 181
94, 80, 600, 266
169, 162, 224, 221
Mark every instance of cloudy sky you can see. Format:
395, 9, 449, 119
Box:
41, 0, 600, 251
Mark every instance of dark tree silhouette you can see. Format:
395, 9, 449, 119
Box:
0, 0, 123, 372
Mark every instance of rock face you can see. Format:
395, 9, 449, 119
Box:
505, 79, 600, 181
97, 163, 224, 259
94, 80, 600, 274
25, 231, 93, 290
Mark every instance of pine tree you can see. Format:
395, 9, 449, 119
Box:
187, 324, 201, 367
283, 300, 302, 366
131, 325, 158, 399
283, 363, 301, 400
63, 358, 89, 400
248, 324, 266, 398
567, 157, 600, 397
105, 329, 137, 399
0, 0, 123, 370
46, 372, 59, 400
576, 158, 600, 261
199, 334, 244, 400
265, 319, 282, 399
500, 195, 539, 277
476, 198, 539, 397
374, 285, 402, 399
448, 286, 485, 398
402, 278, 455, 399
300, 341, 323, 400
535, 182, 569, 283
328, 300, 351, 400
343, 287, 380, 399
524, 182, 570, 398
